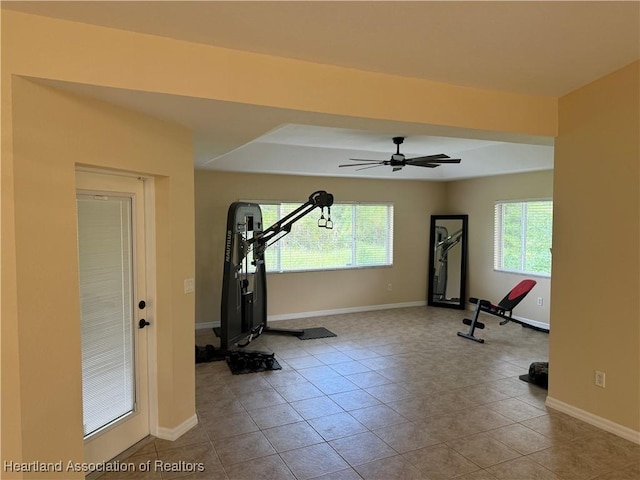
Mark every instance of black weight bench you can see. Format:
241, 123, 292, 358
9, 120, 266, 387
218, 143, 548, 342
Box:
457, 279, 537, 343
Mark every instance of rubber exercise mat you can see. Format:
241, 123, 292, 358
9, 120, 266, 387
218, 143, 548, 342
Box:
298, 327, 337, 340
214, 326, 337, 340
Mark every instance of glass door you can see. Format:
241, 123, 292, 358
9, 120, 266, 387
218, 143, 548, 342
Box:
76, 171, 150, 465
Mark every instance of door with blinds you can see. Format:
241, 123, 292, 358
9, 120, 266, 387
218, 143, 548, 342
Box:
76, 171, 150, 464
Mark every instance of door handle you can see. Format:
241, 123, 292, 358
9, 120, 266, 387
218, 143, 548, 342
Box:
139, 319, 150, 329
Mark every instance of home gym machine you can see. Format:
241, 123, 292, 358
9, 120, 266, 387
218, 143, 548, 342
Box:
219, 191, 334, 370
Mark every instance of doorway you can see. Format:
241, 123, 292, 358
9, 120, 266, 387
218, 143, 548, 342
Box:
76, 170, 152, 464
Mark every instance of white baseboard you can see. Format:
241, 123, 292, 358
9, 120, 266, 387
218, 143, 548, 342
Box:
195, 301, 426, 330
267, 301, 426, 322
546, 396, 640, 445
464, 306, 549, 332
513, 315, 550, 331
196, 321, 219, 330
197, 304, 549, 334
154, 414, 198, 441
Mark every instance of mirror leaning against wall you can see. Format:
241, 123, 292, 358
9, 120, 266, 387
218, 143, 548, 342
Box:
428, 214, 468, 309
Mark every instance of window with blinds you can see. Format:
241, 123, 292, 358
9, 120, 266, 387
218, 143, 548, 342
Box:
494, 200, 553, 277
259, 202, 393, 272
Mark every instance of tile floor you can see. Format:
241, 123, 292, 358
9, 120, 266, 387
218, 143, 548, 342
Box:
105, 307, 639, 479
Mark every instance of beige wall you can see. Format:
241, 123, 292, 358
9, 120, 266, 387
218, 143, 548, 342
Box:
447, 171, 554, 325
1, 10, 557, 470
2, 77, 195, 477
1, 10, 557, 138
195, 171, 446, 324
549, 62, 639, 433
2, 6, 638, 473
196, 171, 553, 327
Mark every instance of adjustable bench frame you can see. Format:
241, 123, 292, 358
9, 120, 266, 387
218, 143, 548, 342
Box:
457, 279, 537, 343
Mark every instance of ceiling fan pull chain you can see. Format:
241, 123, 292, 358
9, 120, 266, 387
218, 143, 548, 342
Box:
325, 207, 333, 229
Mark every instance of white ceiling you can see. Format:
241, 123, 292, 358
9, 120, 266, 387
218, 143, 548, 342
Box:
204, 124, 554, 181
6, 1, 639, 181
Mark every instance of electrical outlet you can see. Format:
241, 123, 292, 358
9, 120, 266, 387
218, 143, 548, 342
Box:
537, 297, 544, 306
595, 370, 606, 388
387, 283, 393, 291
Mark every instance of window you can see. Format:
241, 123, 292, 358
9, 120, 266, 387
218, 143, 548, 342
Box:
259, 202, 393, 272
494, 200, 552, 277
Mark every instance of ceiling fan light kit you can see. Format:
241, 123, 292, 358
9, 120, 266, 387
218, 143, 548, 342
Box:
339, 136, 462, 172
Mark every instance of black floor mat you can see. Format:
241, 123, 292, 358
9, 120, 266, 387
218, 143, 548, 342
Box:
226, 351, 282, 375
214, 326, 336, 341
297, 327, 337, 340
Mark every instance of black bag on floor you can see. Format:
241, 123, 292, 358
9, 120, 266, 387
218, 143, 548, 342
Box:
528, 361, 549, 389
195, 344, 219, 363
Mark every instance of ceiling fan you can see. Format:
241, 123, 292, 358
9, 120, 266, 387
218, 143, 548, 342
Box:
339, 137, 461, 172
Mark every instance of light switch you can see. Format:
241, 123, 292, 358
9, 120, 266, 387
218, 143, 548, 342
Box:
184, 278, 195, 294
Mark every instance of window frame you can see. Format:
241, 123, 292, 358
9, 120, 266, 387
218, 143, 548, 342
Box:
493, 198, 553, 278
253, 200, 394, 274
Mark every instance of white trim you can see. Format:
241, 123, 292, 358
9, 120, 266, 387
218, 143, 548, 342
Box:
267, 301, 425, 322
76, 165, 152, 181
195, 301, 426, 329
495, 196, 553, 204
546, 396, 640, 445
155, 414, 198, 441
77, 170, 154, 464
464, 305, 549, 332
511, 314, 549, 331
196, 321, 219, 330
197, 303, 549, 332
143, 177, 160, 441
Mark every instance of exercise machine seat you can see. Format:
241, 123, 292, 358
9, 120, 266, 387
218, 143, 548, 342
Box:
458, 279, 537, 343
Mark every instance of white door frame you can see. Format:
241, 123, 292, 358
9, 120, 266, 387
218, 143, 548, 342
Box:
76, 167, 158, 462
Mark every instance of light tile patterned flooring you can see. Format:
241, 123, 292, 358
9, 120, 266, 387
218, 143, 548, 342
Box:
107, 307, 639, 479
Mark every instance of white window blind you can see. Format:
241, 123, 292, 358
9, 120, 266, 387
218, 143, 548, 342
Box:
494, 199, 553, 277
259, 202, 393, 272
77, 195, 135, 437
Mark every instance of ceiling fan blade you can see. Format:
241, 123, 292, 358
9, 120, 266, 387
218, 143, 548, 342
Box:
406, 153, 450, 162
339, 162, 382, 167
431, 158, 462, 164
407, 157, 461, 167
356, 164, 384, 171
409, 162, 439, 168
342, 138, 461, 174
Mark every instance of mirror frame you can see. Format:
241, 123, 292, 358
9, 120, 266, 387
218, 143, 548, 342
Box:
427, 214, 468, 310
